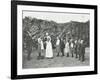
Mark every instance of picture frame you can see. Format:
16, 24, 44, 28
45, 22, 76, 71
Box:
11, 0, 98, 79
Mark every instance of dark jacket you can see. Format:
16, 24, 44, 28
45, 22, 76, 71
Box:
60, 40, 65, 49
80, 42, 86, 54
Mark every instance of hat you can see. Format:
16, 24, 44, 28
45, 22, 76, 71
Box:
46, 32, 48, 36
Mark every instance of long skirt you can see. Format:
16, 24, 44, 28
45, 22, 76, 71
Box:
45, 42, 53, 58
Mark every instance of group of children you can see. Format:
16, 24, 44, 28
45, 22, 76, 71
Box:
25, 30, 86, 62
56, 37, 86, 62
37, 33, 86, 62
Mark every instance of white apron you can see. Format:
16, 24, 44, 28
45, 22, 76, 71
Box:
45, 41, 53, 58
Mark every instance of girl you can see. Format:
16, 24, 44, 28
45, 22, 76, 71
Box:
64, 40, 70, 57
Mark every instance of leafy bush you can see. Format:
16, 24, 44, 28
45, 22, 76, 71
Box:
23, 17, 90, 50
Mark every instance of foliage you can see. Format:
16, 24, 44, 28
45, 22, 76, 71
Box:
23, 17, 90, 49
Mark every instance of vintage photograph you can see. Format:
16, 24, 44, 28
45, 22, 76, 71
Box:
22, 11, 90, 69
11, 1, 97, 79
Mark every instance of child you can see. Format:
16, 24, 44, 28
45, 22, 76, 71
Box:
56, 37, 61, 57
64, 40, 70, 57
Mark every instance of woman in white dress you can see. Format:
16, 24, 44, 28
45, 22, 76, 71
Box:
64, 40, 70, 57
45, 36, 53, 58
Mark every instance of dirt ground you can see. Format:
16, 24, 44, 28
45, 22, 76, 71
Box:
22, 48, 90, 69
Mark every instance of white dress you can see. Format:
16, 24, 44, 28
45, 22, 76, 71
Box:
40, 40, 44, 50
45, 36, 53, 58
64, 42, 70, 54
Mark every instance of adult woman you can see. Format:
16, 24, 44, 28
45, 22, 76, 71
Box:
45, 35, 53, 58
64, 40, 70, 57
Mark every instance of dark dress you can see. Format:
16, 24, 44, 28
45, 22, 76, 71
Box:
60, 40, 65, 56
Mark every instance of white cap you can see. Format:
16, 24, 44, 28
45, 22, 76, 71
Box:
46, 32, 48, 35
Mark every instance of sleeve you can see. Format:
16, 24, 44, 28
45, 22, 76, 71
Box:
38, 38, 40, 43
49, 36, 51, 41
